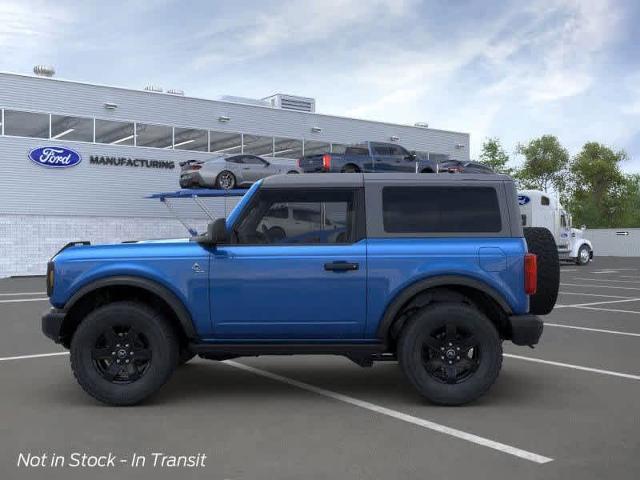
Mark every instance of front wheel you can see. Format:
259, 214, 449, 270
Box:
576, 244, 591, 265
70, 301, 178, 406
398, 303, 502, 405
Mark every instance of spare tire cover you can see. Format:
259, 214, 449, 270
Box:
524, 227, 560, 315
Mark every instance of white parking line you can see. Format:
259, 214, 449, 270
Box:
546, 323, 640, 338
561, 283, 640, 292
555, 297, 640, 308
572, 306, 640, 315
559, 291, 631, 299
0, 292, 46, 296
571, 277, 640, 285
0, 352, 69, 362
224, 360, 553, 464
0, 297, 49, 304
505, 354, 640, 381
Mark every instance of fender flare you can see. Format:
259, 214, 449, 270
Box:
64, 275, 196, 339
375, 275, 512, 340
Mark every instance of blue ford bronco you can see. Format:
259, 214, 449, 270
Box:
42, 173, 559, 406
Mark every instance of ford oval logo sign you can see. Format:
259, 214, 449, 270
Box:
28, 146, 82, 168
518, 195, 530, 206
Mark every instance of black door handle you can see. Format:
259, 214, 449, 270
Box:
324, 261, 359, 272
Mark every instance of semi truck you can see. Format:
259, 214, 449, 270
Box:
518, 190, 593, 265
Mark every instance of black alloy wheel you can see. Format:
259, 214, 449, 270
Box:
421, 322, 480, 384
91, 325, 152, 383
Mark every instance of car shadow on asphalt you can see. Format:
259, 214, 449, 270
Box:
152, 359, 548, 409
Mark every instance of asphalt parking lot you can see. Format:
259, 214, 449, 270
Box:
1, 258, 639, 479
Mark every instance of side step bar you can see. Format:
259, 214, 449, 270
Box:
189, 342, 393, 367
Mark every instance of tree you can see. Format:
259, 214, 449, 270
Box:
478, 137, 512, 175
568, 142, 639, 228
514, 135, 569, 195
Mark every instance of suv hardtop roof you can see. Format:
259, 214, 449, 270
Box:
260, 172, 514, 189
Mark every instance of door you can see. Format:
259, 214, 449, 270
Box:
241, 155, 274, 182
372, 143, 413, 172
209, 187, 367, 339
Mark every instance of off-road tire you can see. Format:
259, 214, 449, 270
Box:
524, 227, 560, 315
215, 171, 236, 190
576, 244, 591, 266
398, 303, 502, 406
70, 301, 178, 406
178, 346, 196, 366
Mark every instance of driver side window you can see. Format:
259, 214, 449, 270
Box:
234, 189, 361, 245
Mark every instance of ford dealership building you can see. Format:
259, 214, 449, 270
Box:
0, 71, 470, 276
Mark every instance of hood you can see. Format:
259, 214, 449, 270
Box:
52, 239, 192, 262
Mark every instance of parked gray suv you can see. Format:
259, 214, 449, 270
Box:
180, 154, 300, 190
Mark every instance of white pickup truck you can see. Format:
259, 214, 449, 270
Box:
518, 190, 593, 265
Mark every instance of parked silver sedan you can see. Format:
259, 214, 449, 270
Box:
179, 154, 301, 190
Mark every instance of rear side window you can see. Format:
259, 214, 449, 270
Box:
382, 186, 502, 233
345, 146, 369, 156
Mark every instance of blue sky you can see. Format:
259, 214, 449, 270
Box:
2, 0, 639, 171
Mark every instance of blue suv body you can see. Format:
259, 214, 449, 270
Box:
42, 173, 556, 406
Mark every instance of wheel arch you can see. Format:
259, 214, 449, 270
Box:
376, 275, 513, 345
60, 276, 196, 348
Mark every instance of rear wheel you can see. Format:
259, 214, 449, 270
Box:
523, 227, 560, 315
216, 171, 236, 190
398, 303, 502, 405
70, 301, 178, 406
576, 244, 591, 266
341, 164, 359, 173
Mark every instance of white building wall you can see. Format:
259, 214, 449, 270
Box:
587, 228, 640, 257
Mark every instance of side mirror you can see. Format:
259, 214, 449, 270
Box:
581, 224, 587, 231
406, 152, 417, 161
195, 218, 229, 245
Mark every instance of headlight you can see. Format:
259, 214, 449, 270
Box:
46, 262, 54, 297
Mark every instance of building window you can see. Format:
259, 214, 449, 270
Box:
51, 115, 94, 142
95, 119, 135, 145
243, 134, 274, 156
136, 123, 173, 149
382, 186, 502, 233
173, 127, 208, 151
331, 143, 348, 154
303, 140, 330, 156
210, 131, 242, 154
273, 137, 303, 159
3, 110, 49, 138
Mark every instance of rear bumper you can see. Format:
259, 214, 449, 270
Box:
508, 314, 543, 346
42, 308, 66, 344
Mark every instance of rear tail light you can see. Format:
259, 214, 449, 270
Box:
297, 158, 302, 168
322, 154, 332, 171
524, 253, 537, 295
